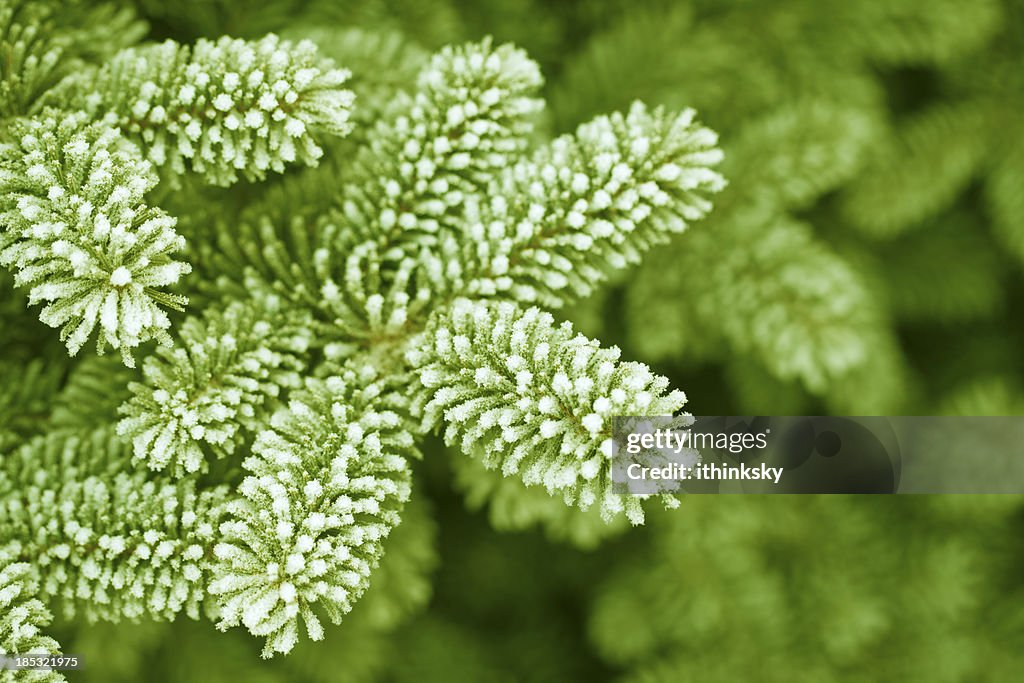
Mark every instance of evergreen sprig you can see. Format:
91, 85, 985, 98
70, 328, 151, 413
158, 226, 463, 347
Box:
460, 102, 725, 308
336, 38, 545, 257
0, 428, 229, 624
410, 298, 686, 524
0, 112, 189, 366
0, 550, 63, 683
70, 34, 356, 186
0, 8, 725, 659
0, 0, 144, 120
210, 370, 415, 657
117, 295, 312, 475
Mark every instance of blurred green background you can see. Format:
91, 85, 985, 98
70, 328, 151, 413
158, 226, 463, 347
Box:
12, 0, 1024, 680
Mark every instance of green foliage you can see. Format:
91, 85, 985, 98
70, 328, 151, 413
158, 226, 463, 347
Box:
0, 112, 189, 365
0, 549, 64, 683
589, 497, 1024, 682
839, 102, 992, 237
184, 163, 347, 311
988, 135, 1024, 262
838, 0, 1002, 65
68, 35, 356, 186
0, 0, 73, 121
117, 296, 311, 475
0, 0, 144, 120
210, 370, 416, 656
630, 210, 889, 394
2, 0, 1024, 680
0, 359, 64, 454
49, 355, 133, 431
0, 428, 229, 623
412, 299, 686, 524
544, 0, 1024, 417
858, 208, 1008, 323
350, 491, 438, 631
728, 99, 876, 210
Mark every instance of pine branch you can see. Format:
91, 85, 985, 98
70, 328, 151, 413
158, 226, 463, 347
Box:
0, 0, 144, 121
64, 34, 356, 186
210, 370, 415, 657
0, 0, 69, 122
0, 550, 64, 683
840, 101, 992, 237
1, 20, 734, 663
459, 102, 724, 308
117, 295, 312, 475
0, 359, 64, 455
627, 208, 890, 394
336, 38, 544, 256
409, 298, 686, 525
0, 428, 229, 624
725, 99, 877, 210
0, 112, 190, 366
